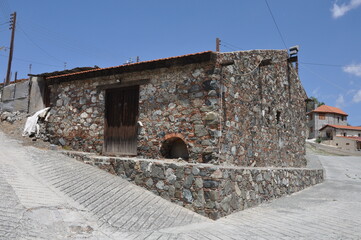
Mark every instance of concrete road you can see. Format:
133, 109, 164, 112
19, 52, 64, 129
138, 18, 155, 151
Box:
0, 131, 360, 239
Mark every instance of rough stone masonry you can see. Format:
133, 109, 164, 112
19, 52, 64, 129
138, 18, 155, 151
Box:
38, 50, 321, 219
45, 50, 307, 168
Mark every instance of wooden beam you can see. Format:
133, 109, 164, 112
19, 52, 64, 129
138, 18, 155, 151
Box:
97, 79, 150, 91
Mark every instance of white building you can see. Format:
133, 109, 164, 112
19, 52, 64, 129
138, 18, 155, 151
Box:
307, 105, 348, 139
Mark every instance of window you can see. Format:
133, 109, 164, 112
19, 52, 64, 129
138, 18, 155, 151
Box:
343, 133, 347, 137
337, 117, 340, 123
276, 111, 281, 124
319, 113, 325, 120
309, 114, 313, 121
336, 143, 339, 146
358, 133, 361, 137
346, 143, 350, 145
310, 127, 314, 133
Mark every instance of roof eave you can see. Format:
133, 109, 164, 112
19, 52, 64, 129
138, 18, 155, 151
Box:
46, 51, 217, 84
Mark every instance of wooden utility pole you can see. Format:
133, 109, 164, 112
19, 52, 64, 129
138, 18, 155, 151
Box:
5, 12, 16, 86
216, 38, 221, 52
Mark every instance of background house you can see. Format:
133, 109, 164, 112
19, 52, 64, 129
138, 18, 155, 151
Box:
307, 105, 348, 139
319, 124, 361, 151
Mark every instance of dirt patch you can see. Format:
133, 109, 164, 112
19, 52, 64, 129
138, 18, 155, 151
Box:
0, 115, 58, 151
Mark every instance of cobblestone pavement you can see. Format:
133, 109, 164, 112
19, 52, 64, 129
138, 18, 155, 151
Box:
1, 131, 361, 239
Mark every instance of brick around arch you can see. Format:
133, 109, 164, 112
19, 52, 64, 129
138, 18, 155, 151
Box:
164, 133, 187, 143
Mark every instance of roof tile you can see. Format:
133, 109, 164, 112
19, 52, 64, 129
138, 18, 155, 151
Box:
310, 105, 348, 116
320, 124, 361, 131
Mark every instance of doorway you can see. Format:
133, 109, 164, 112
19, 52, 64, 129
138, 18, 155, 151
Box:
104, 85, 139, 155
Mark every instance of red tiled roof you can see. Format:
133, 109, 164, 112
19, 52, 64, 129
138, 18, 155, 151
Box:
336, 136, 361, 142
309, 105, 348, 116
319, 124, 361, 131
46, 51, 215, 81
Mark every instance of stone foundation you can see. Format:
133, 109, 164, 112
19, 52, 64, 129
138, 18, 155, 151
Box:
63, 151, 323, 220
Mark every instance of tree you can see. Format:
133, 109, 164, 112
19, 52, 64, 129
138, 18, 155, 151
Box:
309, 96, 325, 107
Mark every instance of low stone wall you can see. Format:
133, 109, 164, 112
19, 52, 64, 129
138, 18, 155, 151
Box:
63, 151, 323, 220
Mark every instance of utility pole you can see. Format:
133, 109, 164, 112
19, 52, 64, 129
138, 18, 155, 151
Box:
5, 12, 16, 86
216, 38, 221, 52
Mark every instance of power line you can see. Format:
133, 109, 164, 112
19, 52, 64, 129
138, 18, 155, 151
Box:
300, 62, 344, 67
20, 18, 128, 61
18, 24, 65, 64
0, 53, 63, 67
222, 41, 244, 51
300, 64, 349, 91
0, 0, 11, 21
264, 0, 288, 50
221, 44, 238, 52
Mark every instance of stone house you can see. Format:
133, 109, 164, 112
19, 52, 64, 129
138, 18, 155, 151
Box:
307, 105, 348, 139
41, 50, 308, 168
324, 136, 361, 151
319, 124, 361, 151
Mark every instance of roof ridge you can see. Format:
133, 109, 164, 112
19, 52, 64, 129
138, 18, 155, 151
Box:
311, 105, 348, 116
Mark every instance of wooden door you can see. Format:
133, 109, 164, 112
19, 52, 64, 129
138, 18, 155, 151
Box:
104, 85, 139, 155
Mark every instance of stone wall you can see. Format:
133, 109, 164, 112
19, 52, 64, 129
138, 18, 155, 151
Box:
47, 61, 218, 161
47, 50, 308, 167
217, 50, 307, 167
63, 151, 323, 220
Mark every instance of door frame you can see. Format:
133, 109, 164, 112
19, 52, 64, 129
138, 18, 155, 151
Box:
101, 79, 149, 156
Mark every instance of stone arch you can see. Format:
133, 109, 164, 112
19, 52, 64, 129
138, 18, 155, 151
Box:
160, 134, 189, 160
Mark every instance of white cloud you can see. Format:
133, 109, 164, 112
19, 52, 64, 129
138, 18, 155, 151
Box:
352, 89, 361, 103
335, 94, 345, 108
343, 63, 361, 77
331, 0, 361, 18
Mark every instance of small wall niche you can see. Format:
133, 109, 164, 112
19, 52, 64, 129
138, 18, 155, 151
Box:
160, 137, 189, 160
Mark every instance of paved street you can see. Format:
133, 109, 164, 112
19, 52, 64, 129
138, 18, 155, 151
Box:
1, 131, 361, 239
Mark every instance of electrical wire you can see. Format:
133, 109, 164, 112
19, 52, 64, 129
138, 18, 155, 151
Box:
0, 53, 63, 67
0, 0, 11, 21
264, 0, 288, 50
221, 44, 238, 52
299, 63, 348, 91
222, 41, 244, 51
18, 25, 65, 64
299, 62, 344, 67
234, 57, 264, 76
20, 18, 128, 61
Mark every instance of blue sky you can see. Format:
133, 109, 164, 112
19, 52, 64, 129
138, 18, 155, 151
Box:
0, 0, 360, 125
